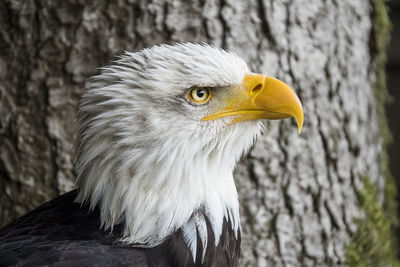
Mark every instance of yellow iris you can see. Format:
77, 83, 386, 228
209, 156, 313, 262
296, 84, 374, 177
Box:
187, 87, 212, 104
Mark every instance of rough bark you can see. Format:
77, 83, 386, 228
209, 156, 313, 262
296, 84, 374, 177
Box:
0, 0, 387, 266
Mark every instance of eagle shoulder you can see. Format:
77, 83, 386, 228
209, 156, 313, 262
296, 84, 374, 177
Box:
0, 191, 240, 267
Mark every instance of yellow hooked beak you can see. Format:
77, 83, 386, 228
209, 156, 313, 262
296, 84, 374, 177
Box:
201, 74, 304, 133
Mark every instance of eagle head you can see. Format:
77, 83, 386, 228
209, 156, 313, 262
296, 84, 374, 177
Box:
74, 43, 303, 258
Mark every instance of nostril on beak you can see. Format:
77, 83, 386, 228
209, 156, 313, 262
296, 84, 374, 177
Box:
251, 83, 263, 96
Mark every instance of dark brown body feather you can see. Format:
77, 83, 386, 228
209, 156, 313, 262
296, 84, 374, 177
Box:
0, 190, 240, 267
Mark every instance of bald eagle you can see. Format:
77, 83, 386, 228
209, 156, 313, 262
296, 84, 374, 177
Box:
0, 43, 303, 266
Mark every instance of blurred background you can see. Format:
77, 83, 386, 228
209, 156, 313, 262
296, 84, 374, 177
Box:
388, 0, 400, 257
388, 0, 400, 206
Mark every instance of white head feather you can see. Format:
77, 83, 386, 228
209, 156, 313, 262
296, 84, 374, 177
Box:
74, 43, 263, 259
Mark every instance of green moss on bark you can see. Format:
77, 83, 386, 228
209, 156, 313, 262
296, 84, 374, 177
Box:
373, 0, 396, 227
346, 178, 399, 267
346, 0, 399, 266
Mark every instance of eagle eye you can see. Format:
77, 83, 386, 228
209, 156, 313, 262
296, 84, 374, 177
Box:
187, 87, 212, 104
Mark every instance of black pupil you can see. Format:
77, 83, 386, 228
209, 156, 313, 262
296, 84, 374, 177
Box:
196, 89, 205, 98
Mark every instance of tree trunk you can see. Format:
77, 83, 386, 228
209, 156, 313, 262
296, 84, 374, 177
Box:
0, 0, 394, 266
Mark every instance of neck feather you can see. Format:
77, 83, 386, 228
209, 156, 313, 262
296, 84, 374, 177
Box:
75, 121, 262, 260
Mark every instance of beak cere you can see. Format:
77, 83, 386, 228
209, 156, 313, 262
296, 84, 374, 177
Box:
202, 74, 304, 133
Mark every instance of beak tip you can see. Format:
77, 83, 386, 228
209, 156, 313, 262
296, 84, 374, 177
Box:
298, 126, 303, 134
295, 112, 304, 134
